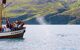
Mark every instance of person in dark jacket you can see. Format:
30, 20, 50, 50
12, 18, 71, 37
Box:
6, 18, 14, 31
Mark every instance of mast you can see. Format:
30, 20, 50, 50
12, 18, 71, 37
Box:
0, 0, 6, 32
0, 2, 3, 32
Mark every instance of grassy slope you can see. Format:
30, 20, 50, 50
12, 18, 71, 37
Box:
61, 0, 80, 17
58, 0, 80, 24
5, 0, 32, 17
4, 0, 80, 17
4, 0, 63, 17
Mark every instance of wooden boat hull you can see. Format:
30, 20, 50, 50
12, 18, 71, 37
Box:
0, 28, 25, 38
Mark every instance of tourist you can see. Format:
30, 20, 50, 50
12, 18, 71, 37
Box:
2, 26, 11, 32
2, 27, 5, 32
5, 27, 11, 32
6, 18, 25, 31
12, 22, 18, 30
15, 20, 24, 29
6, 18, 14, 31
18, 22, 24, 29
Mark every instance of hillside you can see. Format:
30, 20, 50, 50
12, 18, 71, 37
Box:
4, 0, 65, 17
1, 0, 80, 24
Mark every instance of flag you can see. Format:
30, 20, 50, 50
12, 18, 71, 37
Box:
2, 0, 6, 4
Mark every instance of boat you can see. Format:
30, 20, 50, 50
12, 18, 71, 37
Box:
0, 0, 26, 38
0, 27, 25, 38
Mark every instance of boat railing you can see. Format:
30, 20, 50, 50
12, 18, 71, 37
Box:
0, 27, 26, 33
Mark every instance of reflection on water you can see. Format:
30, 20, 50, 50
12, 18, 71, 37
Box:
0, 38, 24, 42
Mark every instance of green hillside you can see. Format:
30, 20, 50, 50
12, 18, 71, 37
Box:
61, 0, 80, 17
4, 0, 63, 17
4, 0, 80, 18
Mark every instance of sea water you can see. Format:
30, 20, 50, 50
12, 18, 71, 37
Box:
0, 25, 79, 50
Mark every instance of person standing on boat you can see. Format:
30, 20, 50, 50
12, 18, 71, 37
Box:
6, 18, 14, 31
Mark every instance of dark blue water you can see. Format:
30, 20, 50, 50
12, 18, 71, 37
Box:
44, 15, 77, 24
2, 14, 40, 25
2, 13, 80, 25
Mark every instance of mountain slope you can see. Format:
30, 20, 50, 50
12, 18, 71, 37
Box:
5, 0, 64, 17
